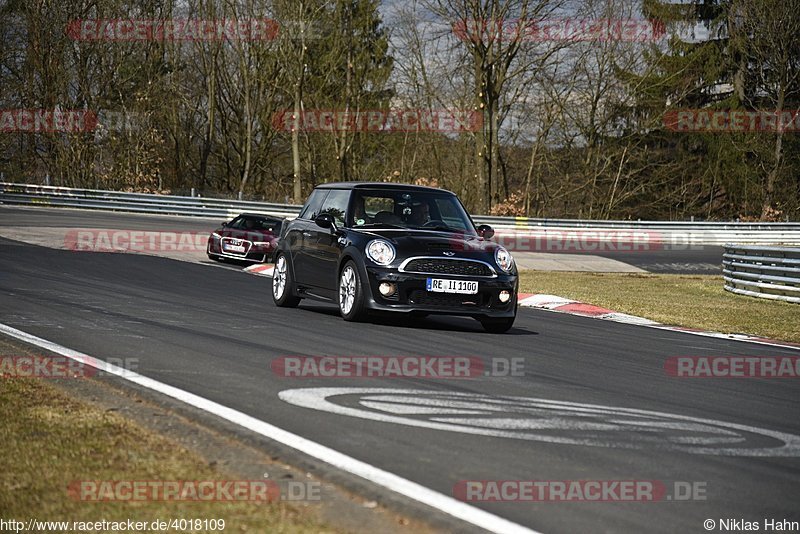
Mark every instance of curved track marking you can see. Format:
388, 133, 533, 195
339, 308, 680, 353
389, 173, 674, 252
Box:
279, 387, 800, 457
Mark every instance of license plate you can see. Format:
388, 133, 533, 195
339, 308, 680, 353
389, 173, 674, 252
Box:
426, 278, 478, 294
223, 243, 245, 253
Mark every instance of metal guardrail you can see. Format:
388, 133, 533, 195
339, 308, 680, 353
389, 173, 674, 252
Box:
476, 214, 798, 230
723, 244, 800, 303
2, 182, 800, 245
0, 182, 301, 219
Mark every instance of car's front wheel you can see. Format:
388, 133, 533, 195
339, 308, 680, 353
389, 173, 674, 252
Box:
339, 261, 367, 321
272, 253, 301, 307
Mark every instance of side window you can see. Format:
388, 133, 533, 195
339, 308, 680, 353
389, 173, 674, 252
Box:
318, 189, 350, 227
299, 189, 328, 220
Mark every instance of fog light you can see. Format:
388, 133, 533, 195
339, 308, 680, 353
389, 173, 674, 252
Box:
498, 290, 511, 303
379, 282, 397, 297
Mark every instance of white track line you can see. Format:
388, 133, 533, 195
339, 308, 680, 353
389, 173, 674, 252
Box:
0, 322, 539, 534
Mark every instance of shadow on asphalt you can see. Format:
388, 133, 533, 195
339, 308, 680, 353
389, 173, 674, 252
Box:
297, 303, 538, 336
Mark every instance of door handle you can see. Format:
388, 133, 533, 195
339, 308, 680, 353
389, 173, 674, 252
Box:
302, 231, 312, 237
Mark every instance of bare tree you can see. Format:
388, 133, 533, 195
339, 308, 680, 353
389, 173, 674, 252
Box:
731, 0, 800, 219
425, 0, 564, 212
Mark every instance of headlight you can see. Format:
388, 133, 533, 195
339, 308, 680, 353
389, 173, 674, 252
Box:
366, 239, 396, 265
253, 241, 271, 246
211, 232, 222, 239
494, 246, 514, 272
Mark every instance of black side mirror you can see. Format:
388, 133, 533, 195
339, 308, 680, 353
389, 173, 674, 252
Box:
477, 224, 494, 239
221, 221, 228, 227
314, 213, 336, 230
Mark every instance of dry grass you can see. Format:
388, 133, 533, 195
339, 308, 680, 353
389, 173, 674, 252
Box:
0, 378, 335, 533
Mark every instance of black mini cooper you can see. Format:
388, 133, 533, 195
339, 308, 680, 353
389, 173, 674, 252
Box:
271, 182, 518, 333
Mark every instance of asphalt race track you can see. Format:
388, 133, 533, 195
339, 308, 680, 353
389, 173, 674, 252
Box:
1, 207, 798, 533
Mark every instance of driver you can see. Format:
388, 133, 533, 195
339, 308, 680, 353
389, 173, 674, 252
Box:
408, 202, 430, 226
353, 195, 370, 225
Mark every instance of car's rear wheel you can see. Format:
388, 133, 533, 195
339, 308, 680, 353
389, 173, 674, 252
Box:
479, 316, 516, 334
272, 253, 301, 307
339, 261, 367, 321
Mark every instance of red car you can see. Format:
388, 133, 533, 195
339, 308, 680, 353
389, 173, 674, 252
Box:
207, 213, 283, 263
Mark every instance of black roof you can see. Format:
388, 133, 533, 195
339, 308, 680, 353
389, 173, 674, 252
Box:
314, 181, 453, 194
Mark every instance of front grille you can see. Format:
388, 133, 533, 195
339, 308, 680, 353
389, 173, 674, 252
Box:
220, 237, 252, 256
408, 290, 485, 308
403, 258, 493, 277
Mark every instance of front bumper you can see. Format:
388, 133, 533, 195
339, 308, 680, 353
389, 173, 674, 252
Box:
362, 265, 518, 318
207, 237, 272, 263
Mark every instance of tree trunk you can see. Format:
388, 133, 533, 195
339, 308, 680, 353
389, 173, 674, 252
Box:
474, 62, 488, 213
761, 92, 785, 220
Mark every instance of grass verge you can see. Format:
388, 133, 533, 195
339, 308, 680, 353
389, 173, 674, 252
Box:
0, 377, 335, 533
519, 272, 799, 344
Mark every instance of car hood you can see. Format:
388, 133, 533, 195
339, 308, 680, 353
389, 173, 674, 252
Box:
349, 228, 500, 255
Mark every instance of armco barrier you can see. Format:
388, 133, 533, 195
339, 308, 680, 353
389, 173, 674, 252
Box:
2, 182, 800, 246
723, 244, 800, 303
0, 182, 301, 219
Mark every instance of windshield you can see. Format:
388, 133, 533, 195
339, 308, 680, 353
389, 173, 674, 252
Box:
231, 216, 281, 233
348, 189, 477, 235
